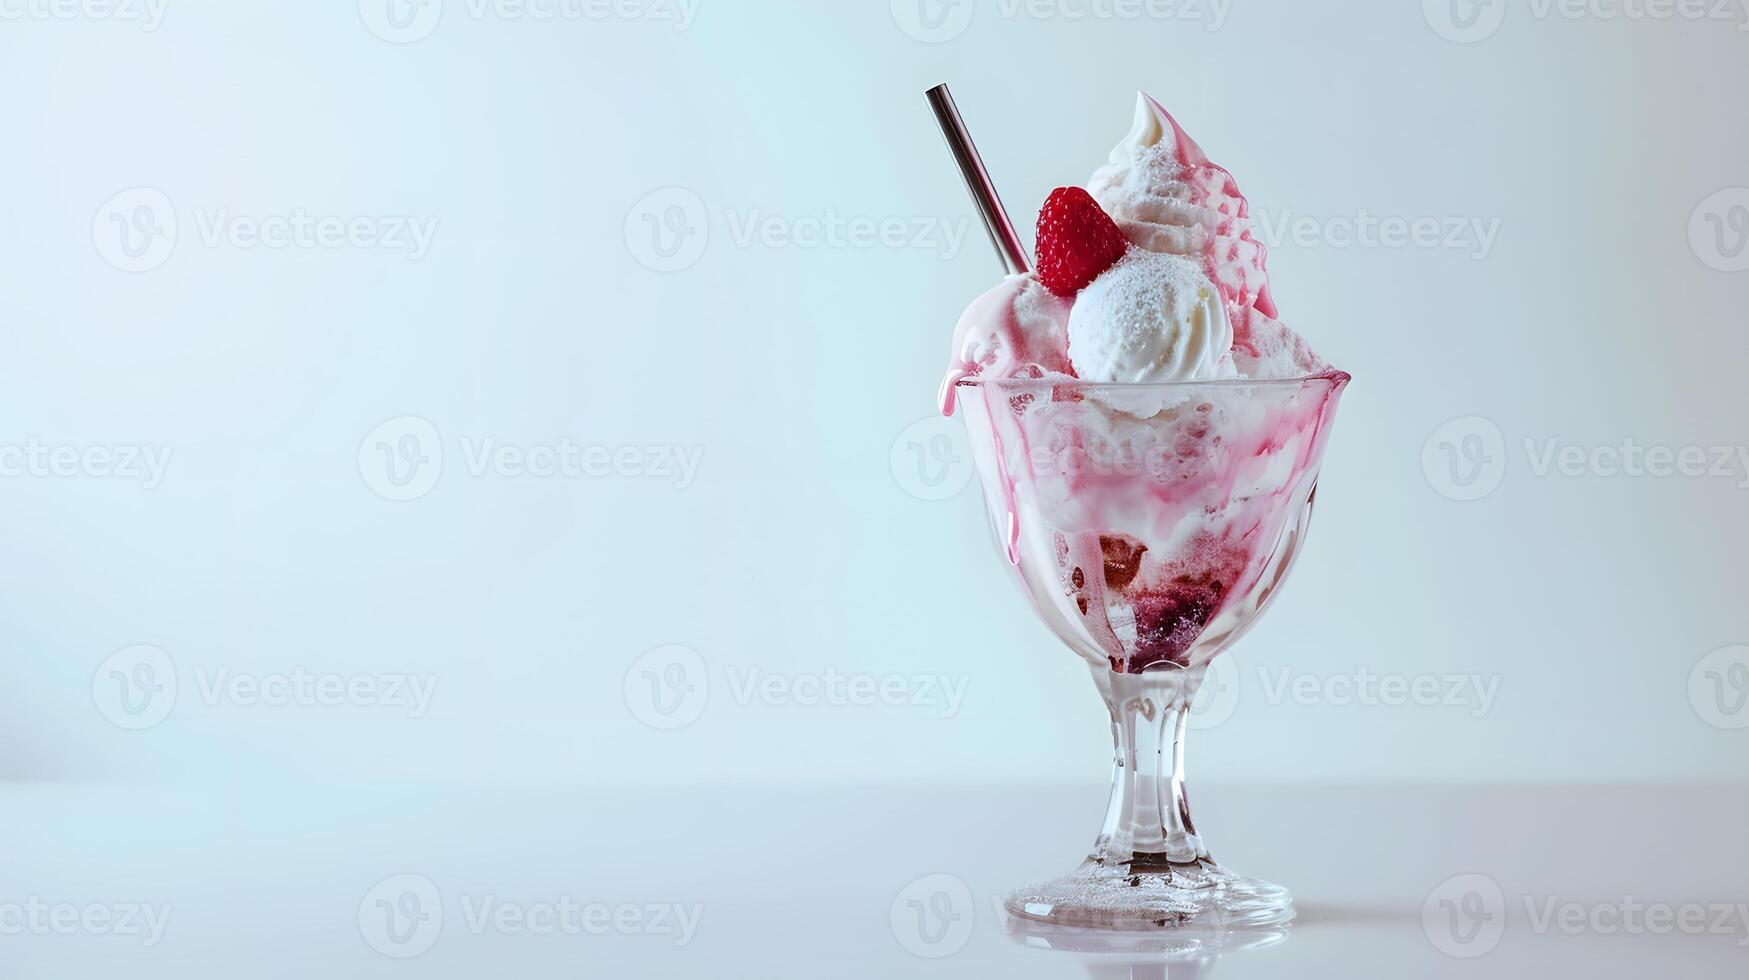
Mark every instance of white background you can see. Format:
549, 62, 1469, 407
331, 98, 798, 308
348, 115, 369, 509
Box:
2, 0, 1747, 789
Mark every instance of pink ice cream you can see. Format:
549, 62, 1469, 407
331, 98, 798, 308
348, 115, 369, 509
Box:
944, 92, 1330, 395
942, 93, 1349, 674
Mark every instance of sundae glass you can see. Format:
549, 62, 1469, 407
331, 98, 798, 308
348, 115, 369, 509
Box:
929, 87, 1349, 928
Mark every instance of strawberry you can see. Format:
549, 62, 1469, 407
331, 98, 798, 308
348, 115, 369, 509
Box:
1034, 186, 1130, 297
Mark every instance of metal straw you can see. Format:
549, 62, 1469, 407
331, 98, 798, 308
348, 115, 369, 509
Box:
925, 84, 1031, 275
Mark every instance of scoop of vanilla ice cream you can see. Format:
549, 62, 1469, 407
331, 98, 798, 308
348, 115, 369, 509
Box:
944, 93, 1335, 399
1066, 250, 1234, 383
949, 273, 1073, 378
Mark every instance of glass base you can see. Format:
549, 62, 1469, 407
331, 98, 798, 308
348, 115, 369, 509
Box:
1004, 856, 1294, 931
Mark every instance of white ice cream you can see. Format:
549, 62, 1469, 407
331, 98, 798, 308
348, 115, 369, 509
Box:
945, 92, 1330, 400
1066, 250, 1234, 383
1087, 98, 1208, 259
1087, 93, 1275, 319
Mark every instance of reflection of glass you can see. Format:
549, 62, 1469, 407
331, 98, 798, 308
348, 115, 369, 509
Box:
957, 374, 1350, 928
1005, 912, 1289, 979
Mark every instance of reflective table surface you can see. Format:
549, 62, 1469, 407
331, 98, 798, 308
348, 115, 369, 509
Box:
4, 782, 1745, 977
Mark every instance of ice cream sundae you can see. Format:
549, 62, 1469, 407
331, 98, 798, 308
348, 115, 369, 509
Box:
941, 93, 1347, 677
928, 86, 1350, 928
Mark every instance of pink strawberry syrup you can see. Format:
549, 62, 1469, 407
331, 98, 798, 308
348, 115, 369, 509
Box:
952, 373, 1348, 674
1140, 93, 1278, 327
938, 95, 1345, 673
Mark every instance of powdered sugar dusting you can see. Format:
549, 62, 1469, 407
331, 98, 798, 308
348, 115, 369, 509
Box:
1067, 250, 1234, 384
944, 92, 1338, 411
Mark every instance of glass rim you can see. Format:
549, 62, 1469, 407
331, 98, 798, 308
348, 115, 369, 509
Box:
955, 369, 1352, 390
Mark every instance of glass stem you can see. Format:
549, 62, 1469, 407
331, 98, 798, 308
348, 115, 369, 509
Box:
1090, 666, 1211, 871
